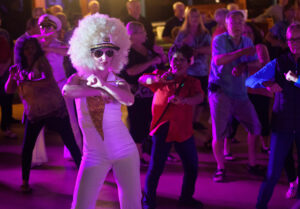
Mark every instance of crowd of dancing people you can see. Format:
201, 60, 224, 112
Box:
2, 0, 300, 208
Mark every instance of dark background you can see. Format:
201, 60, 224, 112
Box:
0, 0, 279, 40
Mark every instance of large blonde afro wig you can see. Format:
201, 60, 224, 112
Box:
68, 14, 131, 75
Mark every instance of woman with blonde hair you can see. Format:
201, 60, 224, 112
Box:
175, 7, 211, 130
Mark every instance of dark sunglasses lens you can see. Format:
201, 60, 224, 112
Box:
106, 50, 114, 57
93, 50, 104, 58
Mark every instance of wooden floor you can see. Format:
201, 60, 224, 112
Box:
0, 104, 298, 209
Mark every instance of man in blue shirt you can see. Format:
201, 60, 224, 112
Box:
246, 23, 300, 209
209, 10, 262, 182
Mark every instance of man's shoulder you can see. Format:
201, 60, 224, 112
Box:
241, 35, 253, 45
214, 32, 228, 41
212, 32, 228, 46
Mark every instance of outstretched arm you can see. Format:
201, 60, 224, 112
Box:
246, 59, 277, 88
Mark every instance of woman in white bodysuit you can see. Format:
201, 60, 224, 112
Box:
62, 14, 142, 209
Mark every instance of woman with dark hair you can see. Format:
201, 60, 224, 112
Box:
5, 36, 81, 192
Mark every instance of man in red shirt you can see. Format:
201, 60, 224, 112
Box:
139, 45, 204, 209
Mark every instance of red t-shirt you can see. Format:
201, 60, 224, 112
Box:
143, 70, 203, 142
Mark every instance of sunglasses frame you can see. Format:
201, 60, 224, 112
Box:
91, 49, 115, 58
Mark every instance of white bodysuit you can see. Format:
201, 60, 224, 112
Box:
71, 72, 141, 209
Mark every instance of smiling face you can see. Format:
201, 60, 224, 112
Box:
170, 52, 189, 77
91, 48, 115, 71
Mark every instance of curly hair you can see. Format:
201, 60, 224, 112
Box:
68, 14, 131, 75
14, 36, 44, 70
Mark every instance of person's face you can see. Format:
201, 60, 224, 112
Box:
226, 14, 244, 38
91, 48, 115, 71
188, 11, 200, 27
127, 1, 141, 19
89, 3, 99, 14
284, 8, 295, 23
286, 28, 300, 55
174, 4, 185, 19
39, 23, 56, 36
170, 52, 189, 76
23, 40, 37, 60
243, 25, 254, 42
131, 26, 147, 44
